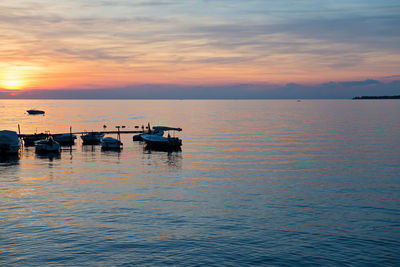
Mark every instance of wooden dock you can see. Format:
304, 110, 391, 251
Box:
18, 130, 146, 138
18, 126, 151, 146
17, 123, 152, 138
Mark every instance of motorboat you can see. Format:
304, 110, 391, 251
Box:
101, 137, 123, 150
81, 132, 105, 145
22, 133, 49, 146
27, 109, 45, 115
0, 130, 21, 155
53, 133, 77, 145
35, 137, 60, 153
141, 126, 182, 151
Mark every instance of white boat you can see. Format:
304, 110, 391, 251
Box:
27, 109, 45, 115
101, 137, 123, 150
141, 126, 182, 151
35, 137, 60, 153
0, 130, 21, 154
53, 133, 77, 145
81, 132, 104, 145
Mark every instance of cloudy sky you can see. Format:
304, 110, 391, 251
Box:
0, 0, 399, 98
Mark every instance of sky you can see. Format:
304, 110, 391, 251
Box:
0, 0, 399, 98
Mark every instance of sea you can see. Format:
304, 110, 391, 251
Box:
0, 99, 399, 266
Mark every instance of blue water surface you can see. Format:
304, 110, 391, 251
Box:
0, 100, 399, 266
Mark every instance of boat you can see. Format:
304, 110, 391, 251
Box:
22, 133, 49, 146
27, 109, 45, 115
0, 130, 21, 155
101, 137, 123, 150
35, 137, 60, 153
81, 132, 105, 145
141, 126, 182, 151
53, 133, 77, 145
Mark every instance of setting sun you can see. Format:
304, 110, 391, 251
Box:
1, 69, 26, 90
1, 79, 23, 90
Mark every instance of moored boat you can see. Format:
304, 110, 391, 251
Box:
0, 130, 21, 155
101, 137, 123, 150
81, 132, 104, 145
53, 133, 77, 145
141, 126, 182, 151
22, 133, 49, 146
27, 109, 45, 115
35, 137, 60, 153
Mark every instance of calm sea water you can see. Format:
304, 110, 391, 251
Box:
1, 100, 399, 266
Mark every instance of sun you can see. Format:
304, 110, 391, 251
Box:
1, 69, 26, 90
1, 80, 23, 90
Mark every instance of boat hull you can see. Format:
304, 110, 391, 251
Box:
82, 140, 102, 145
101, 145, 122, 151
0, 144, 21, 154
35, 144, 60, 153
27, 110, 45, 115
144, 142, 182, 151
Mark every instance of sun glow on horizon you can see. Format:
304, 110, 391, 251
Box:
1, 79, 23, 90
1, 68, 30, 91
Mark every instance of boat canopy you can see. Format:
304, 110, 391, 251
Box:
152, 126, 182, 132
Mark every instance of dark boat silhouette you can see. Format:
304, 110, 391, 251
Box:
141, 126, 182, 151
81, 132, 105, 145
27, 109, 45, 115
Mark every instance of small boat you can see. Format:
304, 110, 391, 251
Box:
53, 133, 77, 145
81, 132, 105, 145
101, 137, 123, 150
141, 126, 182, 151
35, 137, 60, 153
27, 109, 45, 115
22, 133, 49, 146
0, 130, 21, 155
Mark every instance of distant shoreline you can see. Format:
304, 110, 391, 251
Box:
352, 95, 400, 100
